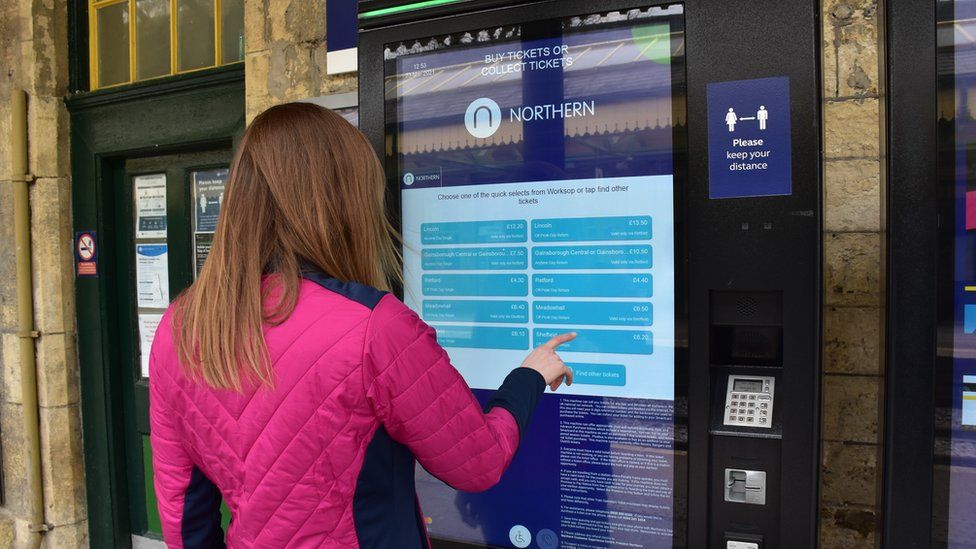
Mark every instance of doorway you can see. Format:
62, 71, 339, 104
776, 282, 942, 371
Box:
68, 69, 244, 547
117, 149, 233, 544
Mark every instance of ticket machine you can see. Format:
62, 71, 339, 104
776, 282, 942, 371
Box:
358, 1, 820, 547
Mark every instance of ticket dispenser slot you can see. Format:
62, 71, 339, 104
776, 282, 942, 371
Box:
724, 532, 764, 549
710, 291, 783, 367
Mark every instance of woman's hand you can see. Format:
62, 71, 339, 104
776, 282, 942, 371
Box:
520, 332, 576, 391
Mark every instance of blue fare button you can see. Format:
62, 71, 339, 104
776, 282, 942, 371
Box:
422, 247, 527, 270
423, 274, 528, 296
532, 216, 652, 242
532, 273, 652, 298
423, 300, 529, 323
567, 363, 627, 386
533, 301, 652, 326
422, 220, 527, 245
433, 326, 529, 350
534, 328, 653, 355
532, 245, 652, 270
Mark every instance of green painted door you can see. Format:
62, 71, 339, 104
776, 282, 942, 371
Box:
70, 67, 245, 548
116, 149, 232, 540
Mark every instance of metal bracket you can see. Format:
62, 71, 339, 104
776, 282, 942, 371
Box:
16, 330, 40, 339
28, 521, 51, 533
10, 173, 36, 184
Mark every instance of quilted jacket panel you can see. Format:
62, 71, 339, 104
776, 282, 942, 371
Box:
149, 277, 534, 548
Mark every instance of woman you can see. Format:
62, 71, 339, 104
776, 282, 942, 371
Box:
149, 102, 574, 548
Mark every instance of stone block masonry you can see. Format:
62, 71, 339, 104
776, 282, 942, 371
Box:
0, 0, 86, 546
244, 0, 357, 123
820, 0, 885, 547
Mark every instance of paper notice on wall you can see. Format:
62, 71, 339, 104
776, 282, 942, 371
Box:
138, 313, 163, 378
136, 244, 169, 308
194, 232, 213, 278
193, 168, 228, 233
134, 174, 168, 238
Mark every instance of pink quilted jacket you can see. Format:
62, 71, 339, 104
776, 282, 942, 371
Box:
149, 272, 545, 548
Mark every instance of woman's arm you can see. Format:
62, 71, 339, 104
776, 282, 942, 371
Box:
362, 295, 571, 492
149, 352, 225, 548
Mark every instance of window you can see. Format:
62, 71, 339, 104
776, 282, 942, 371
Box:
89, 0, 244, 89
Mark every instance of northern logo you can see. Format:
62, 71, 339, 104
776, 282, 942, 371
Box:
464, 98, 502, 139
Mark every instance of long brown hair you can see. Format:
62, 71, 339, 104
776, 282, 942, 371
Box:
175, 103, 400, 391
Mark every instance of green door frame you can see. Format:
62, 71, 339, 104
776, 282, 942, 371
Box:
66, 67, 244, 548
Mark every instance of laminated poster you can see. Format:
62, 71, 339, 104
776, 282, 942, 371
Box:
138, 313, 163, 378
134, 174, 167, 239
136, 244, 169, 308
194, 232, 213, 278
194, 168, 228, 233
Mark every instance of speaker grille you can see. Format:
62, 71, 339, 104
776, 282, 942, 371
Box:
736, 296, 759, 319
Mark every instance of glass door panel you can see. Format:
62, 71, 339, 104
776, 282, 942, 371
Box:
118, 148, 232, 541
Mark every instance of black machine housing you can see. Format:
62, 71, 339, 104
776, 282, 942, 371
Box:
357, 1, 821, 547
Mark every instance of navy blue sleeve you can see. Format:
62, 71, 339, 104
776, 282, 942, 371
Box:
485, 368, 547, 438
181, 467, 225, 548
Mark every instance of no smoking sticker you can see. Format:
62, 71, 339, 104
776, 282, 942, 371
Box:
75, 231, 97, 277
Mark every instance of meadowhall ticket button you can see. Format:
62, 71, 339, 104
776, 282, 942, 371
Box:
566, 363, 627, 387
423, 300, 529, 323
532, 301, 652, 326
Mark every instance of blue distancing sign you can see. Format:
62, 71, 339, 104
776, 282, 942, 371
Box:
707, 76, 792, 199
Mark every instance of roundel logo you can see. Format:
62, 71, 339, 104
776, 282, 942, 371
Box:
464, 98, 502, 139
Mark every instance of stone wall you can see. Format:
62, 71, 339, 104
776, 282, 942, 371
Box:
244, 0, 357, 123
0, 0, 86, 547
820, 0, 885, 547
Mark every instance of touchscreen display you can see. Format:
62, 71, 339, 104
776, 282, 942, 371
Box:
385, 5, 685, 547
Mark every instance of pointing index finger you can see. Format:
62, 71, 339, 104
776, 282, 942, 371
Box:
544, 332, 577, 350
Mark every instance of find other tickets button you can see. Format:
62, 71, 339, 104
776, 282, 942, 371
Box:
566, 363, 627, 387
